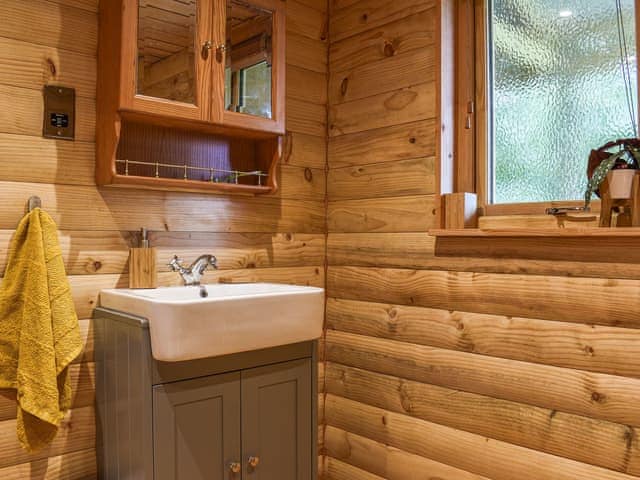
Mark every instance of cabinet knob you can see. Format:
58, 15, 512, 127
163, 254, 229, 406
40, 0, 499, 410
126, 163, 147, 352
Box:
228, 462, 241, 474
201, 40, 213, 59
215, 44, 227, 63
248, 456, 260, 468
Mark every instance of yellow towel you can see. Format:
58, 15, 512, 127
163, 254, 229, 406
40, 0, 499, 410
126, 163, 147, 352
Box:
0, 208, 82, 452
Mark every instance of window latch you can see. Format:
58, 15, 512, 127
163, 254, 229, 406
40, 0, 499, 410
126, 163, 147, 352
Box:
545, 206, 590, 215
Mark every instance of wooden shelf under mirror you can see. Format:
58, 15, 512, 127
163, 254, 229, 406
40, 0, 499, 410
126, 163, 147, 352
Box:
97, 121, 279, 194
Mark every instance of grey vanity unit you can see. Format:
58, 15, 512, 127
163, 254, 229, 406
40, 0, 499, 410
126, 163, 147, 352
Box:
94, 307, 317, 480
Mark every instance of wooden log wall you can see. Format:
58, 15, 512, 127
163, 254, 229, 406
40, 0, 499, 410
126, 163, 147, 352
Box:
0, 0, 328, 477
323, 0, 640, 479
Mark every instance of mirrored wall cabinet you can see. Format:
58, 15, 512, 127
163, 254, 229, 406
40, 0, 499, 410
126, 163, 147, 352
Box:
97, 0, 285, 194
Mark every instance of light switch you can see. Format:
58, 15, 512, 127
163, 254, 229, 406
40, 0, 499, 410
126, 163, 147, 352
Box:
43, 85, 75, 140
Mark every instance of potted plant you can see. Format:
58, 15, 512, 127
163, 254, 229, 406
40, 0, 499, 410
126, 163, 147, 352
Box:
585, 138, 640, 207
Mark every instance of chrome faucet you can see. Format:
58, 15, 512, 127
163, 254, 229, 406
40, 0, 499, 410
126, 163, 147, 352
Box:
168, 254, 218, 286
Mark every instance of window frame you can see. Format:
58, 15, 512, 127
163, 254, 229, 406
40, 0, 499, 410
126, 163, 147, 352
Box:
453, 0, 640, 217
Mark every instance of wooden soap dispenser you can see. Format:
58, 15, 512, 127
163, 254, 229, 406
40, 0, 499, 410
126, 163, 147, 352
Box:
129, 228, 157, 289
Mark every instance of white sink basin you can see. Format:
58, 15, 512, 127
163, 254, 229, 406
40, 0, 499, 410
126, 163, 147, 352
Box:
99, 283, 324, 362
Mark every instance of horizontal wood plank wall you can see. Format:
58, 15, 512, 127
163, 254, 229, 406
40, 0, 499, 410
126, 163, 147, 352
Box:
324, 1, 640, 479
0, 0, 328, 477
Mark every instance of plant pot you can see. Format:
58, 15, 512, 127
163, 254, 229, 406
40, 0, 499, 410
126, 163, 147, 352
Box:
606, 169, 637, 199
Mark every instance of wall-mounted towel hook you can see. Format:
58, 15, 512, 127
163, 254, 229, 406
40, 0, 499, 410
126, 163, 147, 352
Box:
27, 196, 42, 213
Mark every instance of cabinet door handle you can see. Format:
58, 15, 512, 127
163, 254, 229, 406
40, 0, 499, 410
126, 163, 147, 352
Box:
201, 40, 213, 60
216, 44, 227, 63
248, 456, 260, 468
228, 462, 241, 474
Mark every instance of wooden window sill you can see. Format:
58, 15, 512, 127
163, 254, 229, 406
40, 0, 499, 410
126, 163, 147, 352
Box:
429, 227, 640, 263
429, 228, 640, 238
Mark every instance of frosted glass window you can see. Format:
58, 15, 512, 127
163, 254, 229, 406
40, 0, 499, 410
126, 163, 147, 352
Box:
490, 0, 638, 204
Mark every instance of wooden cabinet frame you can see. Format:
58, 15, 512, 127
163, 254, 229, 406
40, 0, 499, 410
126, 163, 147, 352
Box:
97, 0, 285, 194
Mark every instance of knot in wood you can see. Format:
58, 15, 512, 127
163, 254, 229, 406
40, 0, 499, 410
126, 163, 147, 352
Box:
340, 77, 349, 96
383, 41, 396, 57
304, 167, 313, 182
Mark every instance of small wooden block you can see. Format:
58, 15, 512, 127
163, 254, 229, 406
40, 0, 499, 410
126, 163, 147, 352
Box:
129, 248, 157, 289
442, 192, 478, 229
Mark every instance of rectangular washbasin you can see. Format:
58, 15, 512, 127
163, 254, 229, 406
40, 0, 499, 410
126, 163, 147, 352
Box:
99, 283, 324, 362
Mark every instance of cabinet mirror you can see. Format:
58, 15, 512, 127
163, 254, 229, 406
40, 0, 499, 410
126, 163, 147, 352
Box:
224, 0, 274, 119
136, 0, 198, 104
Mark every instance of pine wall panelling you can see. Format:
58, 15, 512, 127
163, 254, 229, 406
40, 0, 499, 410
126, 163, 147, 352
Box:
0, 0, 328, 476
323, 0, 640, 479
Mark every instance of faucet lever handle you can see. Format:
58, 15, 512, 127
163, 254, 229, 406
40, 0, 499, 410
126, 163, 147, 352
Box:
167, 255, 183, 271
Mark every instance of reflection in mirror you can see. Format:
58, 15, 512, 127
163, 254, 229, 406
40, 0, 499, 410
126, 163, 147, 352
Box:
225, 0, 273, 119
136, 0, 197, 104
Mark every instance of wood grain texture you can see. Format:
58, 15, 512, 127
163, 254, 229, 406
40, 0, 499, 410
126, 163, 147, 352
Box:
327, 266, 640, 328
325, 329, 640, 428
324, 394, 640, 480
322, 1, 640, 479
328, 196, 437, 233
0, 182, 325, 233
327, 232, 640, 279
285, 132, 327, 169
287, 32, 328, 73
0, 134, 95, 186
328, 119, 437, 168
287, 65, 328, 105
0, 1, 329, 476
49, 0, 98, 12
326, 297, 640, 378
0, 37, 96, 98
151, 232, 326, 270
328, 157, 435, 200
329, 0, 434, 43
277, 165, 327, 200
0, 449, 96, 480
329, 6, 436, 72
329, 47, 435, 104
325, 362, 640, 474
328, 81, 436, 136
323, 426, 496, 480
287, 0, 329, 41
287, 97, 328, 136
324, 457, 384, 480
0, 0, 97, 55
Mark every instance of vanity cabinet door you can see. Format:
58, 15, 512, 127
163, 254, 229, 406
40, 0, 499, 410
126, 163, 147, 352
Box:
153, 372, 242, 480
241, 359, 312, 480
